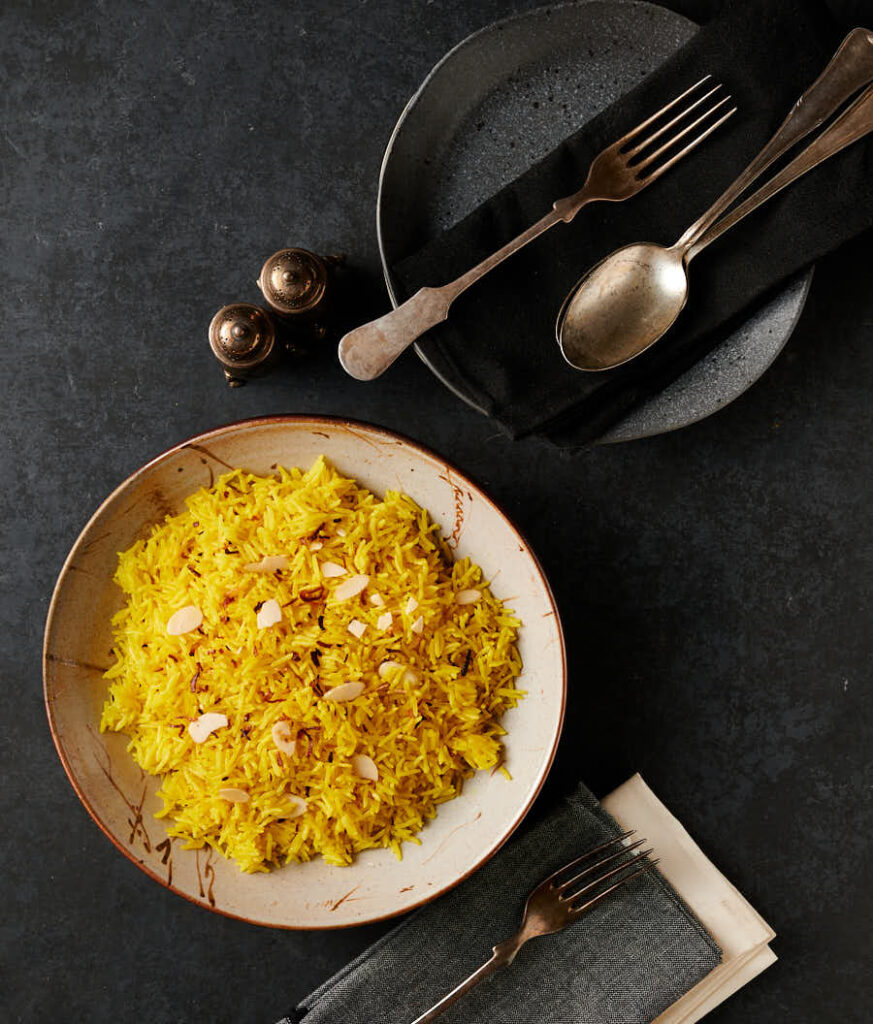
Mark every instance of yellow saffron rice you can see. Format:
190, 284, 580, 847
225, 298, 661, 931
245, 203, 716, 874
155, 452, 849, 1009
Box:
100, 456, 523, 872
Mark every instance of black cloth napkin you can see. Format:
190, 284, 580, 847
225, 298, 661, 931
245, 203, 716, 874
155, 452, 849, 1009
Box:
279, 785, 721, 1024
391, 0, 873, 445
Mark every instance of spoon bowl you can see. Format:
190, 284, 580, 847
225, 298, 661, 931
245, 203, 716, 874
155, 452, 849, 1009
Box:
556, 30, 873, 374
556, 243, 689, 372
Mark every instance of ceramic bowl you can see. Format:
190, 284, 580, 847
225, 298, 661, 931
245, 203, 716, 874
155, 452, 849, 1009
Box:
43, 416, 566, 928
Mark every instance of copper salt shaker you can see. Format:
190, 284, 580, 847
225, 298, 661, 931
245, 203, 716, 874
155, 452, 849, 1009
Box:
208, 303, 278, 387
257, 247, 338, 332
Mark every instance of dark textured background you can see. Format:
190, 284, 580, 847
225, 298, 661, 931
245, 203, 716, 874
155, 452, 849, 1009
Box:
3, 0, 873, 1020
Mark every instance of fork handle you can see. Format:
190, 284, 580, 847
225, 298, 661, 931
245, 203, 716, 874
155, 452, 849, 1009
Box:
338, 202, 575, 381
409, 936, 523, 1024
677, 27, 873, 253
408, 952, 503, 1024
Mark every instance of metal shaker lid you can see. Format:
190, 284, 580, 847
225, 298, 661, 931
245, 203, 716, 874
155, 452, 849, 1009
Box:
208, 303, 276, 384
257, 248, 328, 316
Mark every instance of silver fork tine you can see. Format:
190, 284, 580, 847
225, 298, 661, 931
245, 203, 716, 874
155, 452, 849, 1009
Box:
541, 830, 634, 887
555, 837, 647, 894
623, 83, 725, 157
565, 848, 655, 905
633, 97, 734, 172
616, 75, 712, 148
570, 858, 661, 917
639, 105, 737, 184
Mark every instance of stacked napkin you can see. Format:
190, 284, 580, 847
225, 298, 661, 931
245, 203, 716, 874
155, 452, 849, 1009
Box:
391, 0, 873, 445
279, 777, 774, 1023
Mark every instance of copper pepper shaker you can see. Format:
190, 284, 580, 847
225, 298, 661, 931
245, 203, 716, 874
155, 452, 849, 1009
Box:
208, 303, 278, 387
257, 247, 340, 334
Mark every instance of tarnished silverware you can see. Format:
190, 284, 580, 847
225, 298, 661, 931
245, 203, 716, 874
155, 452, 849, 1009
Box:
338, 79, 736, 381
409, 832, 657, 1024
557, 28, 873, 372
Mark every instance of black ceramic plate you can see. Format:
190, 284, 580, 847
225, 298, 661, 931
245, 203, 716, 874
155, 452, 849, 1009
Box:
377, 0, 813, 443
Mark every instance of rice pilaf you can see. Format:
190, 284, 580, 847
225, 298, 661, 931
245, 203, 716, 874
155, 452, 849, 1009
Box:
100, 456, 523, 872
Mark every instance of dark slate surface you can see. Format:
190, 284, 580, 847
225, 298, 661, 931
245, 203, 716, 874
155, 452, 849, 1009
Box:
3, 0, 872, 1020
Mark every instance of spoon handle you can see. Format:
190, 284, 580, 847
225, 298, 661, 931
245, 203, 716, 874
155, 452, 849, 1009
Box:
687, 81, 873, 260
675, 27, 873, 254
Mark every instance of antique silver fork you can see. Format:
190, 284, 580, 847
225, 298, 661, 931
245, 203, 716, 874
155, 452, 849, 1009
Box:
339, 78, 736, 381
410, 832, 658, 1024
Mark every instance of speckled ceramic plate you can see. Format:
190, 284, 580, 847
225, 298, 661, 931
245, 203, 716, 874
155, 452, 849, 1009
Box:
43, 416, 566, 929
377, 0, 813, 443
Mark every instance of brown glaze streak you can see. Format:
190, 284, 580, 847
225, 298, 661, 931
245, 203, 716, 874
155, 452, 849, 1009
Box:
438, 468, 466, 549
120, 487, 175, 529
195, 847, 217, 906
46, 654, 109, 673
422, 811, 483, 865
87, 727, 152, 853
127, 782, 150, 848
78, 530, 111, 555
339, 424, 383, 452
66, 563, 99, 578
184, 442, 236, 472
155, 838, 173, 887
328, 886, 359, 911
149, 487, 176, 522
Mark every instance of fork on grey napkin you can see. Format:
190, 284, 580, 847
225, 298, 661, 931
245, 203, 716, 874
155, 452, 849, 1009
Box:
278, 786, 721, 1024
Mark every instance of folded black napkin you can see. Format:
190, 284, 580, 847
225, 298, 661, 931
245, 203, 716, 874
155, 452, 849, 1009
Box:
391, 0, 873, 445
279, 786, 720, 1024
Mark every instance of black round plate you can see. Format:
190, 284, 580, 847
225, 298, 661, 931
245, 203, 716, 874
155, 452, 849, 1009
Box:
377, 0, 812, 443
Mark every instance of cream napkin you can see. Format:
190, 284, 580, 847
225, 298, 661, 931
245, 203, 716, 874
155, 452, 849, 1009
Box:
603, 774, 777, 1022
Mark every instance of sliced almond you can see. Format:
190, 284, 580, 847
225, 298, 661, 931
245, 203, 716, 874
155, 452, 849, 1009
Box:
336, 527, 347, 537
456, 588, 482, 605
405, 596, 419, 615
324, 681, 365, 702
368, 593, 385, 607
410, 615, 424, 635
271, 721, 296, 756
332, 574, 369, 602
347, 618, 367, 639
243, 555, 288, 573
187, 711, 228, 744
351, 754, 379, 781
376, 611, 393, 632
378, 661, 418, 685
286, 795, 307, 818
309, 540, 324, 551
321, 560, 347, 578
218, 787, 249, 803
256, 598, 282, 629
167, 605, 203, 636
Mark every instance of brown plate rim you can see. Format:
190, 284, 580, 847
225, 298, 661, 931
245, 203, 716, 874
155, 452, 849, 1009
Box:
43, 413, 568, 929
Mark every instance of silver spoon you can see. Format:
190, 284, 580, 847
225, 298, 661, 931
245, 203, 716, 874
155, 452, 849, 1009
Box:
557, 29, 873, 372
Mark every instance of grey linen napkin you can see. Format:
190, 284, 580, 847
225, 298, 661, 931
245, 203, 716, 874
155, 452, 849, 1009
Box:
279, 786, 721, 1024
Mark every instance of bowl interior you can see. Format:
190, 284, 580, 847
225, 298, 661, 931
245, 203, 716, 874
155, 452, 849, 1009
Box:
44, 417, 565, 928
